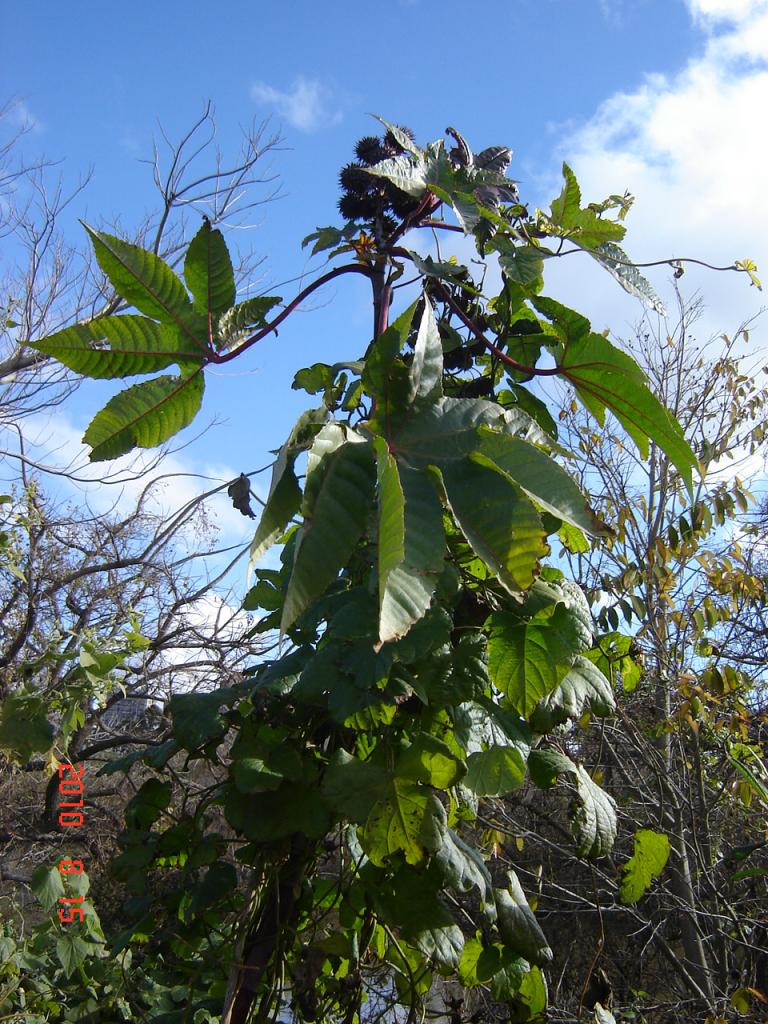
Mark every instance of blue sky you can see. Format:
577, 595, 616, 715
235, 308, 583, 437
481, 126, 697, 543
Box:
3, 0, 768, 614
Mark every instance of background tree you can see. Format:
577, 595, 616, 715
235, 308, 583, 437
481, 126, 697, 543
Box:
0, 102, 283, 1021
517, 295, 768, 1019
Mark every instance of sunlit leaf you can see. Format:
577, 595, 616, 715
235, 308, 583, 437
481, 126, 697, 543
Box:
83, 369, 205, 461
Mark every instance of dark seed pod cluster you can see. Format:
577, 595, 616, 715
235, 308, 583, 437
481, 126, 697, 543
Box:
338, 126, 420, 229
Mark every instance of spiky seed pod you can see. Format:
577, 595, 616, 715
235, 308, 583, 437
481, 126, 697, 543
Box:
355, 135, 387, 166
338, 192, 380, 222
379, 214, 398, 236
458, 376, 494, 398
442, 346, 473, 371
339, 162, 372, 195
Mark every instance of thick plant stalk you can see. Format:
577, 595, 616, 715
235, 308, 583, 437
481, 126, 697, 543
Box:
222, 837, 312, 1024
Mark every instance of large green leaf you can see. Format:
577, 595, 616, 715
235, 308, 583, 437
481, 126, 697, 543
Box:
494, 872, 553, 966
184, 218, 236, 320
361, 779, 446, 866
0, 695, 54, 762
572, 764, 617, 858
82, 370, 205, 461
487, 612, 575, 716
434, 830, 494, 901
619, 829, 670, 904
374, 865, 464, 969
362, 301, 418, 418
249, 464, 301, 569
225, 781, 330, 841
31, 864, 65, 910
390, 397, 533, 467
85, 227, 204, 345
533, 655, 615, 729
556, 329, 697, 492
56, 933, 96, 978
169, 688, 234, 751
249, 409, 326, 570
442, 459, 548, 595
465, 745, 526, 797
281, 441, 376, 631
407, 300, 443, 403
364, 153, 428, 197
397, 734, 465, 789
321, 750, 389, 822
29, 315, 200, 378
475, 428, 608, 536
591, 241, 666, 314
376, 446, 445, 645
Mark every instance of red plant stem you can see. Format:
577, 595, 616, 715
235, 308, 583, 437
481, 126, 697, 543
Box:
429, 279, 561, 376
210, 263, 373, 365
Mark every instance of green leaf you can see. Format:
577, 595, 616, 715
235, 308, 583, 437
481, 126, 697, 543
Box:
397, 734, 465, 789
513, 965, 548, 1019
376, 446, 445, 645
56, 933, 95, 978
365, 153, 428, 197
361, 779, 446, 866
571, 764, 617, 858
125, 779, 172, 829
215, 295, 282, 349
281, 441, 376, 631
29, 315, 201, 378
549, 164, 626, 249
362, 300, 419, 411
189, 861, 238, 914
301, 222, 356, 255
458, 937, 485, 986
487, 612, 575, 716
85, 226, 201, 339
434, 830, 494, 901
465, 745, 527, 796
389, 396, 532, 467
0, 695, 54, 762
225, 781, 330, 841
250, 407, 328, 570
184, 219, 235, 319
590, 242, 666, 314
442, 459, 548, 595
322, 750, 389, 822
497, 242, 545, 288
494, 871, 552, 966
373, 117, 423, 157
249, 464, 301, 568
491, 954, 531, 1003
374, 865, 464, 968
557, 329, 697, 492
533, 655, 615, 729
405, 251, 468, 283
619, 829, 670, 904
169, 688, 234, 751
527, 748, 575, 789
475, 427, 609, 536
83, 370, 205, 461
408, 300, 443, 403
31, 864, 65, 910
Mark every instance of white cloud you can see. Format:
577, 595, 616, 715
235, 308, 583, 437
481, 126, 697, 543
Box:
2, 98, 41, 133
250, 76, 341, 133
687, 0, 768, 25
532, 0, 768, 362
